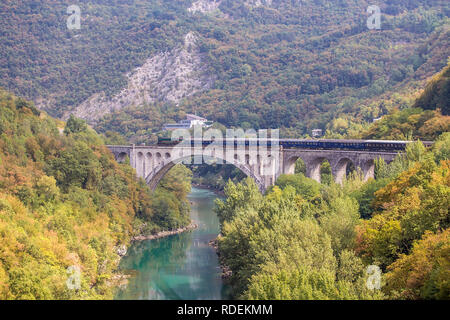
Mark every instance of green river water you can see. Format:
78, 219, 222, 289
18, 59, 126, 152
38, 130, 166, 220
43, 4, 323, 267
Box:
115, 187, 231, 300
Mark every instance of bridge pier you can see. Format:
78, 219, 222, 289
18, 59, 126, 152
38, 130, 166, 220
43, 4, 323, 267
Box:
305, 159, 323, 183
283, 150, 396, 185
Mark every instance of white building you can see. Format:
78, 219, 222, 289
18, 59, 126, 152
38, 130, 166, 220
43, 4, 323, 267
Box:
312, 129, 323, 138
163, 114, 211, 130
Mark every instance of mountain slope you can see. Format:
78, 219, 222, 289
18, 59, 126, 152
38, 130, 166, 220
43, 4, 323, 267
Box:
413, 61, 450, 115
0, 0, 449, 137
361, 62, 450, 141
70, 32, 215, 123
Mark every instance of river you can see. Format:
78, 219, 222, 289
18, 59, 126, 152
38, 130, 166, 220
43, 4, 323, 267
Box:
115, 187, 231, 300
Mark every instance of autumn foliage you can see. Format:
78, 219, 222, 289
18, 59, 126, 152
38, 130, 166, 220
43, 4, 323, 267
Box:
0, 89, 191, 299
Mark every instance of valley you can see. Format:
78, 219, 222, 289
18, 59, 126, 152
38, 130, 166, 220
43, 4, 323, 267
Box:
0, 0, 448, 302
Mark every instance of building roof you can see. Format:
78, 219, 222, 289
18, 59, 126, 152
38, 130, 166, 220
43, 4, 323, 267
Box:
186, 114, 207, 121
163, 123, 191, 128
162, 114, 209, 131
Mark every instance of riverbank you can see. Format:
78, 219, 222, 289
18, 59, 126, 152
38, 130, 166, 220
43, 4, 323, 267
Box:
209, 237, 233, 280
112, 222, 198, 293
131, 222, 199, 242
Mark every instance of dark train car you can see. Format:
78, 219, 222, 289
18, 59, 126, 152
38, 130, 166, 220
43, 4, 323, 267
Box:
280, 139, 433, 152
157, 137, 184, 146
158, 137, 433, 152
280, 139, 408, 152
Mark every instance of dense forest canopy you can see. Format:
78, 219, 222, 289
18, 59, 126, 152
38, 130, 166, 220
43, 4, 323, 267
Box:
414, 60, 450, 115
207, 62, 450, 299
361, 62, 450, 141
0, 0, 448, 302
0, 89, 192, 299
0, 1, 448, 141
216, 134, 449, 299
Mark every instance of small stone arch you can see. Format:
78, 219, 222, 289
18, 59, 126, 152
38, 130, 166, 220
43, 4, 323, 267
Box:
362, 159, 375, 181
155, 152, 162, 165
256, 155, 262, 175
116, 152, 128, 163
333, 157, 356, 184
284, 155, 307, 175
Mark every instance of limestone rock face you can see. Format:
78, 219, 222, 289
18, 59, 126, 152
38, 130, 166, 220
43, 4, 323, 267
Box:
188, 0, 222, 14
69, 32, 215, 123
246, 0, 273, 9
187, 0, 273, 15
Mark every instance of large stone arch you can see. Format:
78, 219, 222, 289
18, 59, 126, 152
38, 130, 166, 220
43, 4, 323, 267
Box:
145, 153, 266, 193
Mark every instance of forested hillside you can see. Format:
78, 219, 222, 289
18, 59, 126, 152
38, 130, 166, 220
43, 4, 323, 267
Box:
0, 0, 448, 302
360, 62, 450, 140
183, 62, 450, 193
0, 89, 192, 299
0, 1, 448, 142
208, 56, 450, 300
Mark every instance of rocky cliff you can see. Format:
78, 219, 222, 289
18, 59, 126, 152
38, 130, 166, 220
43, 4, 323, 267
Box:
69, 32, 215, 123
188, 0, 222, 14
188, 0, 272, 14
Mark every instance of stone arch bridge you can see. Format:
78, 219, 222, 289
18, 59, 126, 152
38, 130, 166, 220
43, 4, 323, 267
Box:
107, 141, 399, 193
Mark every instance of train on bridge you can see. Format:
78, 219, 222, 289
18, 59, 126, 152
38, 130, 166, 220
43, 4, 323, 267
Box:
157, 137, 433, 152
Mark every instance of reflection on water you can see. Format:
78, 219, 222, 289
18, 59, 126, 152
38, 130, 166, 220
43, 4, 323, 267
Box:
115, 187, 231, 300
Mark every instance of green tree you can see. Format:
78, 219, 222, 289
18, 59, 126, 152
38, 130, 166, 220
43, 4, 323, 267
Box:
214, 177, 263, 226
275, 174, 321, 202
64, 115, 87, 135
